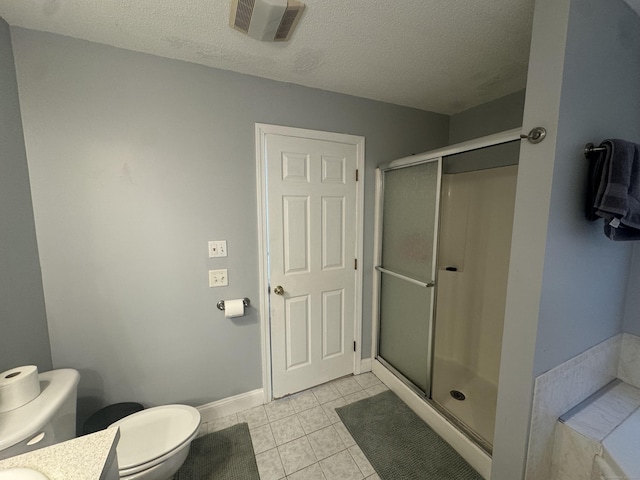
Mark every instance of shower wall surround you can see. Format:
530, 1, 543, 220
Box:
618, 333, 640, 388
525, 335, 620, 479
525, 333, 640, 480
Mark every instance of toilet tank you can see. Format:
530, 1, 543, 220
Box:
0, 369, 80, 460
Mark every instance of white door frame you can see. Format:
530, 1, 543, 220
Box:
255, 123, 365, 403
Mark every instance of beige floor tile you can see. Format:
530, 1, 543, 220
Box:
278, 436, 318, 476
289, 390, 320, 413
208, 413, 238, 433
286, 462, 326, 480
298, 405, 332, 434
271, 414, 306, 446
321, 397, 347, 424
312, 383, 342, 404
348, 444, 376, 477
333, 421, 356, 447
332, 377, 363, 397
250, 423, 276, 454
353, 373, 382, 390
238, 405, 269, 428
320, 450, 364, 480
344, 390, 369, 404
265, 397, 296, 422
307, 425, 346, 460
365, 383, 389, 397
256, 447, 285, 480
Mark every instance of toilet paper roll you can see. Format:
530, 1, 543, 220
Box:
224, 299, 245, 318
0, 365, 41, 413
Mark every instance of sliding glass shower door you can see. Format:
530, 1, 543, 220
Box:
375, 140, 519, 453
377, 158, 441, 395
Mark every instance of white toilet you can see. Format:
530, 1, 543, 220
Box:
0, 368, 80, 460
109, 405, 201, 480
0, 369, 201, 480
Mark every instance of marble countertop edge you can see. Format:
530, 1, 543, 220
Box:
0, 428, 119, 480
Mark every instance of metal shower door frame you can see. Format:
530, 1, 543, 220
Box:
373, 155, 443, 399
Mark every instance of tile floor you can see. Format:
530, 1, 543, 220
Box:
199, 372, 388, 480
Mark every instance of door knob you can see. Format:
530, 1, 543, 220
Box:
273, 285, 284, 296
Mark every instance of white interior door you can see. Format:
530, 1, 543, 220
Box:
266, 132, 358, 398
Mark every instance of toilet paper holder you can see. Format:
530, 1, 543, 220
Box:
217, 298, 251, 311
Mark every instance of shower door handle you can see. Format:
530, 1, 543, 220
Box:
375, 266, 435, 288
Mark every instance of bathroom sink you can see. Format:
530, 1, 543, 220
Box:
0, 468, 49, 480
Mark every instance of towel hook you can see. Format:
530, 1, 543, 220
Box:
520, 127, 547, 144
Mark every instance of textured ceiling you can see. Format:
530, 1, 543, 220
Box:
0, 0, 540, 114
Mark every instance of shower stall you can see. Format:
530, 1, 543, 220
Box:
373, 129, 520, 459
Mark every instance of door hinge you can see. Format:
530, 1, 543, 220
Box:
353, 341, 357, 352
355, 169, 359, 181
354, 259, 358, 270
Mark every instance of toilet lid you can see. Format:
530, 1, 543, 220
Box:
109, 404, 201, 471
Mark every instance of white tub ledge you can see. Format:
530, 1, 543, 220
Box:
599, 408, 640, 479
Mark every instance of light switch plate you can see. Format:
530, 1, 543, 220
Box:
208, 240, 227, 258
209, 269, 228, 287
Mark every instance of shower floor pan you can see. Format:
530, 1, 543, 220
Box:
431, 356, 498, 451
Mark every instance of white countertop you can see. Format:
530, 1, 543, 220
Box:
0, 428, 119, 480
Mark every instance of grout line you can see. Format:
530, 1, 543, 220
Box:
346, 445, 366, 478
250, 373, 381, 479
274, 442, 287, 479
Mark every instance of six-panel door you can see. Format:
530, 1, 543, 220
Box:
266, 133, 357, 398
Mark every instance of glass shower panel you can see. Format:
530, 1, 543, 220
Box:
378, 160, 440, 395
379, 274, 432, 391
380, 162, 439, 282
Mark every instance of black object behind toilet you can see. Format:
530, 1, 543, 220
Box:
83, 402, 144, 435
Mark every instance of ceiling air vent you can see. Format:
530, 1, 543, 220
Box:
229, 0, 305, 42
232, 0, 255, 33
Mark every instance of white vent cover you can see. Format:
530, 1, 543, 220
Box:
230, 0, 305, 42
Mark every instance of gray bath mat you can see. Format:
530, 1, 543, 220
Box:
174, 422, 259, 480
337, 390, 483, 480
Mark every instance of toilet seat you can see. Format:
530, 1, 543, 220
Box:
109, 404, 201, 477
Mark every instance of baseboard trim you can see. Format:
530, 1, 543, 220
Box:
197, 388, 264, 423
360, 358, 372, 373
372, 360, 491, 479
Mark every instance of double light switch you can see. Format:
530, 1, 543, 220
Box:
209, 240, 228, 287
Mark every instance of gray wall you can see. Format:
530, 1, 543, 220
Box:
10, 28, 449, 422
624, 245, 640, 334
534, 0, 638, 375
446, 90, 525, 175
449, 90, 526, 144
492, 0, 640, 478
0, 18, 51, 373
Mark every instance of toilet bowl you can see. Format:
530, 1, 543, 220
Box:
109, 404, 201, 480
0, 369, 201, 480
